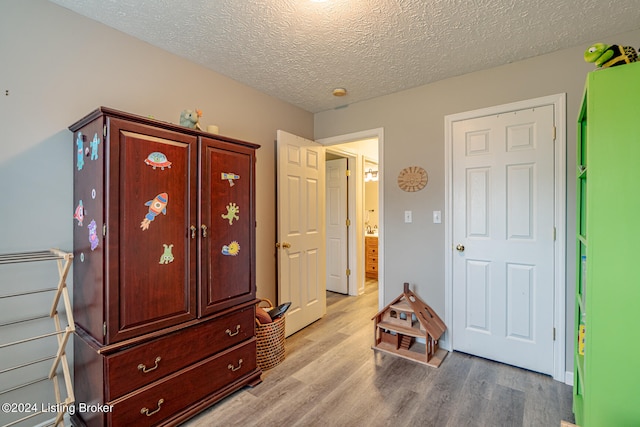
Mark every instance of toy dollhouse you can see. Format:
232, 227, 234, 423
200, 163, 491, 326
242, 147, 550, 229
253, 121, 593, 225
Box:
372, 283, 447, 367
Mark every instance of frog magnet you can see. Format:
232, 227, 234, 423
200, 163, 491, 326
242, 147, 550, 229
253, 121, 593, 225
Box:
159, 244, 174, 264
221, 202, 240, 225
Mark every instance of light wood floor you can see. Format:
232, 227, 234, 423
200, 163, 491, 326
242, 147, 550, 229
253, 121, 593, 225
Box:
184, 280, 575, 426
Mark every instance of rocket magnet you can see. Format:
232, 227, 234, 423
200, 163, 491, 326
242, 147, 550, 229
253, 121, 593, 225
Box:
140, 192, 168, 230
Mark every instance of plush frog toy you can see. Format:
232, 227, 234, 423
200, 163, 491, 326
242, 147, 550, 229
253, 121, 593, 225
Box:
584, 43, 638, 68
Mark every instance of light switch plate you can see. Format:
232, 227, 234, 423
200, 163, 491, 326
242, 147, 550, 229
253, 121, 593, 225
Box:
433, 210, 442, 224
404, 210, 412, 223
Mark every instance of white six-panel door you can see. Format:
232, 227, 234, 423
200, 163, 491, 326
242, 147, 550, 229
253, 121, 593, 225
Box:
452, 105, 555, 375
276, 130, 326, 337
326, 158, 349, 294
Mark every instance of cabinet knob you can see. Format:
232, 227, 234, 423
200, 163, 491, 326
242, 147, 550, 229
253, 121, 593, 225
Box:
201, 224, 208, 238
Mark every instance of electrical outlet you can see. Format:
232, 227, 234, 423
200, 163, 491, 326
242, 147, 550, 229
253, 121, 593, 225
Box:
404, 210, 412, 223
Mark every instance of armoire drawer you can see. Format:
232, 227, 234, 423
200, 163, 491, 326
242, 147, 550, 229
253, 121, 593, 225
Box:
106, 307, 255, 400
108, 339, 257, 427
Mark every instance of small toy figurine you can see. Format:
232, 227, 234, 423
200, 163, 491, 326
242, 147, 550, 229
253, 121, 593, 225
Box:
179, 109, 203, 130
584, 43, 638, 68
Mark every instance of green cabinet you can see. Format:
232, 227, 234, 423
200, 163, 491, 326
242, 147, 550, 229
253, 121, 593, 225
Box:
574, 62, 640, 426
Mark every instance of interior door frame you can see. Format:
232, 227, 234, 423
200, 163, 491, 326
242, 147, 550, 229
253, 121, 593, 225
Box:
444, 93, 567, 382
317, 128, 384, 308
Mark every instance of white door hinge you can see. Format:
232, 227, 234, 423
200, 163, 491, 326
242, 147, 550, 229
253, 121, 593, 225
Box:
552, 126, 556, 141
553, 327, 556, 341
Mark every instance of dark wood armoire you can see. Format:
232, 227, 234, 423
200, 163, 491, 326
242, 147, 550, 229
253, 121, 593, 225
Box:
70, 107, 261, 426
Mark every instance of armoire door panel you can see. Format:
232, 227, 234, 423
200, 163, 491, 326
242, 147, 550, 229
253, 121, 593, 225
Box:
107, 119, 198, 343
199, 138, 256, 316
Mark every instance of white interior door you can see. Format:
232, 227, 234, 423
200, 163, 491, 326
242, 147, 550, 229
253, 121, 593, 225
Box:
277, 130, 326, 336
452, 105, 555, 375
326, 158, 349, 294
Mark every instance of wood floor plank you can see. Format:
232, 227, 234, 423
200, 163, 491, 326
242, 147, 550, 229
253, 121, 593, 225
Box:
183, 282, 575, 427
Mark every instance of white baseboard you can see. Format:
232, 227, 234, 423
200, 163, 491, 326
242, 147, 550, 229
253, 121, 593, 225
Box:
565, 371, 574, 386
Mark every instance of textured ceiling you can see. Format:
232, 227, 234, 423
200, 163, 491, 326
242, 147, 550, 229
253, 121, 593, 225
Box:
49, 0, 640, 113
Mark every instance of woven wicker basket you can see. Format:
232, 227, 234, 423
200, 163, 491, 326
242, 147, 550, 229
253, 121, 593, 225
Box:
255, 299, 286, 370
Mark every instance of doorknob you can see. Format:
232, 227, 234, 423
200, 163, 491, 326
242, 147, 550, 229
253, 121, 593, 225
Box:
456, 244, 465, 252
276, 242, 291, 249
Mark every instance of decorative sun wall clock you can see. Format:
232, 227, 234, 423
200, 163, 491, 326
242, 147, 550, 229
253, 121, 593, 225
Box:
397, 166, 428, 192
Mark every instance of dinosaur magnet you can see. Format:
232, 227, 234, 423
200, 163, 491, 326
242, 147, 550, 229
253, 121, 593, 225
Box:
159, 244, 174, 264
221, 202, 240, 225
222, 241, 240, 256
76, 132, 85, 171
74, 200, 85, 226
90, 133, 100, 160
221, 172, 240, 186
88, 219, 99, 251
144, 152, 172, 170
140, 192, 168, 230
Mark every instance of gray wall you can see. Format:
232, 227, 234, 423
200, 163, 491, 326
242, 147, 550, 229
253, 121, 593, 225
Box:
0, 1, 312, 424
314, 27, 640, 376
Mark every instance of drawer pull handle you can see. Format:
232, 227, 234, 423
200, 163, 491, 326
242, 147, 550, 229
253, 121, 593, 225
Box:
190, 225, 197, 239
140, 398, 164, 417
138, 356, 161, 373
228, 359, 243, 372
201, 224, 208, 238
225, 325, 241, 336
